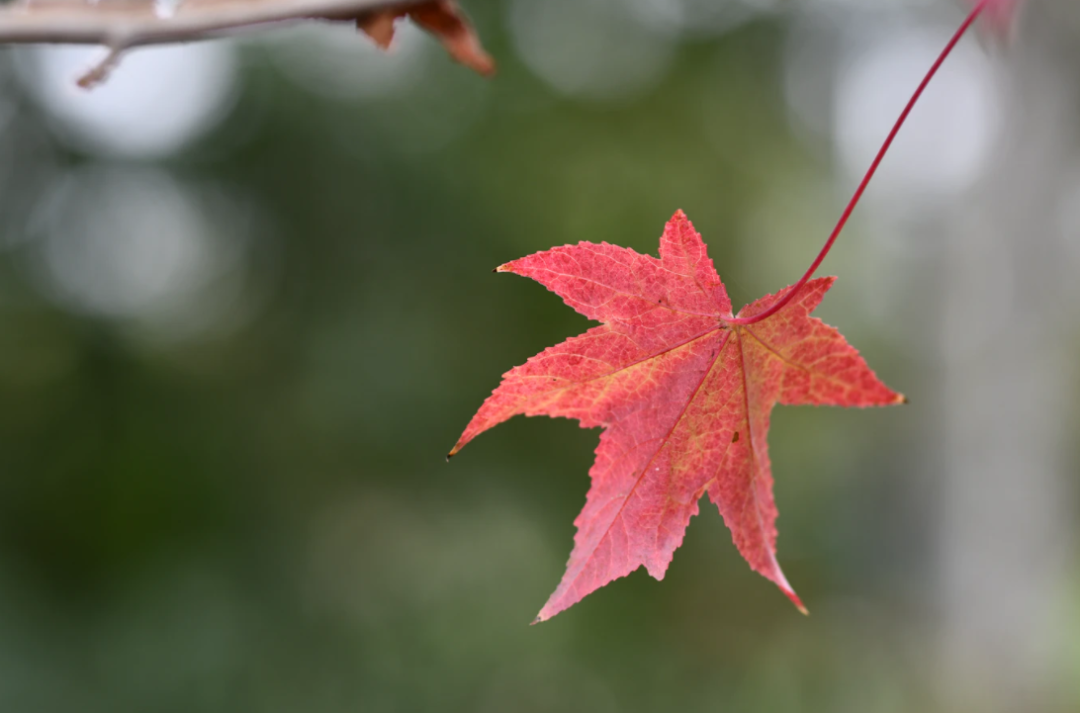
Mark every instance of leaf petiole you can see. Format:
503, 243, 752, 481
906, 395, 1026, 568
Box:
727, 0, 989, 327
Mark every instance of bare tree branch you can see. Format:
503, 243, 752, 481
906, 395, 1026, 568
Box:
0, 0, 494, 87
0, 0, 397, 46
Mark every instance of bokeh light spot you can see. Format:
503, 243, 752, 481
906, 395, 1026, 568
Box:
16, 42, 237, 160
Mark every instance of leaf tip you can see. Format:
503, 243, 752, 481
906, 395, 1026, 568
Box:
776, 576, 808, 615
897, 393, 909, 405
786, 590, 809, 616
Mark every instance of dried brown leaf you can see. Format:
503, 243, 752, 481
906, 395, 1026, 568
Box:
356, 1, 494, 76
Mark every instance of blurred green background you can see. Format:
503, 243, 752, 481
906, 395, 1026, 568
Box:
0, 0, 1078, 711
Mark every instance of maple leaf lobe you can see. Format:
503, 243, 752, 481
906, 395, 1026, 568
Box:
453, 211, 902, 621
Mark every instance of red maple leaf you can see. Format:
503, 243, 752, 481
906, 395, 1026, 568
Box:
450, 211, 904, 621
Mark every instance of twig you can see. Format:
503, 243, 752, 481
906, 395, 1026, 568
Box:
75, 44, 126, 89
0, 0, 399, 47
0, 0, 492, 88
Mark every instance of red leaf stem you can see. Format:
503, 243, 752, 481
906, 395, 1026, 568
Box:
728, 0, 988, 327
